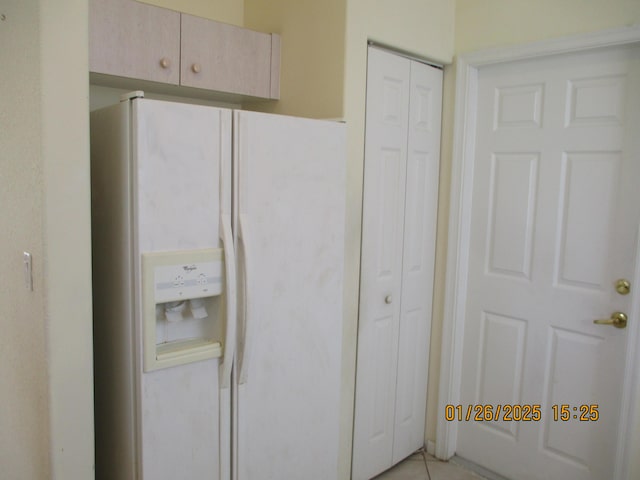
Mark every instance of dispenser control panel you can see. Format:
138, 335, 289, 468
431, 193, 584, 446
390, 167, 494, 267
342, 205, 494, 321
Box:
154, 259, 222, 303
141, 248, 224, 372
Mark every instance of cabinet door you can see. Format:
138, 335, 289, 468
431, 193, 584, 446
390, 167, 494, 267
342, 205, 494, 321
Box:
89, 0, 180, 85
180, 14, 272, 98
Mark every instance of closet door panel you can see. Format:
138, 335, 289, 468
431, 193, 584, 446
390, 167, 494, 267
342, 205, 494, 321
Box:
352, 48, 410, 480
393, 61, 443, 463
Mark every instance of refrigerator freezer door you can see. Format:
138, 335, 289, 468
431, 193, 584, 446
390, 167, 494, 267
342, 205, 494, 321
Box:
133, 99, 232, 480
234, 111, 346, 480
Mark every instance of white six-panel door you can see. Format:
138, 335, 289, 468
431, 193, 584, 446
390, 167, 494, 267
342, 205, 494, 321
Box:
352, 47, 442, 480
456, 44, 640, 480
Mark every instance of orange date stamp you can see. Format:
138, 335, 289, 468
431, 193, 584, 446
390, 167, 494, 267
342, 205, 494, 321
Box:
444, 404, 600, 422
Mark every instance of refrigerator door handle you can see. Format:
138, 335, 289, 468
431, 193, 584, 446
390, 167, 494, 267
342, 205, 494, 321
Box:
220, 213, 237, 389
238, 213, 253, 385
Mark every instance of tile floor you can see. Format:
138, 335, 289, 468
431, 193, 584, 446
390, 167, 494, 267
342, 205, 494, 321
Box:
373, 451, 487, 480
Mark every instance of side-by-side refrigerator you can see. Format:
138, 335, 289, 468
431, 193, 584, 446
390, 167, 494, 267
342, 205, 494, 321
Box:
90, 93, 346, 480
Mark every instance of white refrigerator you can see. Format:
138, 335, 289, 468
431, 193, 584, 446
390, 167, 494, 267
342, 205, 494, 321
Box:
90, 93, 346, 480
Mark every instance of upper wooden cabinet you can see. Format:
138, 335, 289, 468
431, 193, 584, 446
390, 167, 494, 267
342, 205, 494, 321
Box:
89, 0, 181, 85
89, 0, 280, 99
181, 14, 279, 99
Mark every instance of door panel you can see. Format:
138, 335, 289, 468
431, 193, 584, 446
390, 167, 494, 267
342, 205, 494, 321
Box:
378, 150, 405, 276
556, 152, 620, 289
457, 45, 640, 480
486, 153, 538, 279
476, 312, 527, 439
542, 328, 602, 467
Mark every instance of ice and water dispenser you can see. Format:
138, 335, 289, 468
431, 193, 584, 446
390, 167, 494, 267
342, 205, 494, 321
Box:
142, 248, 224, 371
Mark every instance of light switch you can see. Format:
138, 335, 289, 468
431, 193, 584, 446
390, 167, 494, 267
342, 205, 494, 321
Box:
23, 252, 33, 291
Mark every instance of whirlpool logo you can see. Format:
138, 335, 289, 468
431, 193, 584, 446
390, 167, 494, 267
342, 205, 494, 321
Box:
182, 264, 197, 273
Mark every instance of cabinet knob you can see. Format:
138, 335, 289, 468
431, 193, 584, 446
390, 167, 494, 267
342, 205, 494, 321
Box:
159, 57, 170, 69
385, 295, 392, 304
191, 63, 201, 74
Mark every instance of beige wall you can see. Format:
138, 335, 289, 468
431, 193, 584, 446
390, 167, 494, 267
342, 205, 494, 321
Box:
456, 0, 640, 53
1, 2, 50, 477
41, 1, 95, 477
1, 1, 94, 479
425, 0, 640, 445
244, 0, 347, 119
141, 0, 244, 25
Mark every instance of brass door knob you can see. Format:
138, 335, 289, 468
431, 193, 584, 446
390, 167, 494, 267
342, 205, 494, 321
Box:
593, 312, 628, 329
159, 57, 170, 69
616, 279, 631, 295
191, 63, 201, 74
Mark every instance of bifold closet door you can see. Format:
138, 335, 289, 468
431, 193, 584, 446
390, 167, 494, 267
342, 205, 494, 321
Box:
352, 47, 443, 480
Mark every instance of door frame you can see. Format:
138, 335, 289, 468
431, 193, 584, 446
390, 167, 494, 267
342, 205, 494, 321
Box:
436, 26, 640, 479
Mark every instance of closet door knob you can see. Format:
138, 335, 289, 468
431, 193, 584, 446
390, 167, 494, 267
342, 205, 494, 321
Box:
159, 57, 170, 69
385, 295, 392, 304
191, 63, 201, 74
